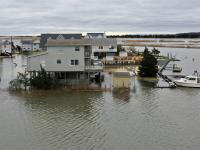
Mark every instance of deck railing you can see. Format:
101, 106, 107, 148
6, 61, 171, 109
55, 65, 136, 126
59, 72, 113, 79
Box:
85, 65, 103, 71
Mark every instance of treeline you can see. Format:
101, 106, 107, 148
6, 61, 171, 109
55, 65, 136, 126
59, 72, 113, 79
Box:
108, 32, 200, 38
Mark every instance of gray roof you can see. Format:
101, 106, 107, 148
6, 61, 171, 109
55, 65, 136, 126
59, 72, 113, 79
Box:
113, 72, 130, 77
40, 33, 82, 49
46, 38, 117, 47
86, 33, 106, 38
21, 40, 33, 44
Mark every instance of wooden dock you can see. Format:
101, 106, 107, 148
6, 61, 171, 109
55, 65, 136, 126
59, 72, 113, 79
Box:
157, 59, 179, 89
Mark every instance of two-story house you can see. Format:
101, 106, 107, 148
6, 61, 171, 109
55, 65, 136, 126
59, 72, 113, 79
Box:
21, 40, 33, 52
33, 40, 41, 51
27, 39, 104, 85
85, 33, 117, 61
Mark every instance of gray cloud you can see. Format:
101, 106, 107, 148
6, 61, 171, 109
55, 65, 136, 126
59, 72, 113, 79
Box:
0, 0, 200, 35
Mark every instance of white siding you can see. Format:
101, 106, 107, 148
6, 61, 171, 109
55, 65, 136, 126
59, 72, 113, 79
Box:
22, 44, 32, 51
2, 45, 11, 53
33, 43, 40, 51
92, 45, 117, 53
27, 54, 47, 71
27, 46, 85, 72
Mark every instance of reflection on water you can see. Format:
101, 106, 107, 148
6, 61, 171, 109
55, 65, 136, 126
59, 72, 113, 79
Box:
1, 49, 200, 150
0, 55, 26, 89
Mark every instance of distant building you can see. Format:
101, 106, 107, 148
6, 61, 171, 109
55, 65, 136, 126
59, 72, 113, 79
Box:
21, 40, 41, 52
85, 33, 106, 39
85, 33, 117, 61
40, 34, 82, 50
33, 40, 40, 51
1, 40, 12, 53
27, 38, 104, 85
21, 40, 33, 52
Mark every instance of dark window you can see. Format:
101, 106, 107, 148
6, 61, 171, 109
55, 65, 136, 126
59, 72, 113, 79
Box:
75, 60, 79, 65
189, 78, 196, 81
75, 47, 80, 51
57, 59, 61, 64
109, 45, 115, 49
99, 46, 103, 49
71, 60, 75, 65
71, 60, 79, 65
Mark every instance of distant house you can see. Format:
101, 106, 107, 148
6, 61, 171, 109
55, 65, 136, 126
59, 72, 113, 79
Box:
27, 38, 104, 86
21, 40, 33, 52
85, 33, 117, 61
1, 40, 12, 53
113, 72, 131, 88
40, 34, 82, 50
85, 33, 106, 39
33, 40, 40, 51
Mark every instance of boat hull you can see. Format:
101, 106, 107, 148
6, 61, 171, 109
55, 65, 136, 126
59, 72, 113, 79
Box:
174, 81, 200, 88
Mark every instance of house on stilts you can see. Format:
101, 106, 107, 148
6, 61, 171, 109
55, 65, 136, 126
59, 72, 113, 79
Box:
27, 37, 117, 86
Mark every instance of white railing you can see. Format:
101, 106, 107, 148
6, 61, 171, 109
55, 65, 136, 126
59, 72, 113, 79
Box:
85, 65, 103, 71
92, 48, 117, 53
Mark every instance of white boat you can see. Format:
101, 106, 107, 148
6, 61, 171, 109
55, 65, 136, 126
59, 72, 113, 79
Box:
129, 71, 136, 77
174, 74, 200, 88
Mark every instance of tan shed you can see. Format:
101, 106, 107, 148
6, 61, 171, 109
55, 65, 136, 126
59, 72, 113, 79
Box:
113, 72, 131, 88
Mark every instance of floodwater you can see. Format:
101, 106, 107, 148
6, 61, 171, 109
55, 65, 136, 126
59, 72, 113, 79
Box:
0, 48, 200, 150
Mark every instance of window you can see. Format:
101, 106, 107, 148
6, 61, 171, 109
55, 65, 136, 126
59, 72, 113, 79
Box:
75, 60, 79, 65
186, 77, 196, 81
57, 59, 61, 64
71, 60, 75, 65
99, 46, 103, 49
189, 78, 196, 81
109, 45, 115, 49
75, 47, 80, 51
71, 59, 79, 65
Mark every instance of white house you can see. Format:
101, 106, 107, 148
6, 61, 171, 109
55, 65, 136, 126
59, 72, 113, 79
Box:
27, 39, 104, 85
85, 33, 117, 61
33, 40, 40, 51
21, 40, 33, 52
1, 40, 12, 53
91, 38, 117, 61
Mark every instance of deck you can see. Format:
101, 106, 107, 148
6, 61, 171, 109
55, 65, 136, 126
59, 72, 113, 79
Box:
85, 65, 103, 72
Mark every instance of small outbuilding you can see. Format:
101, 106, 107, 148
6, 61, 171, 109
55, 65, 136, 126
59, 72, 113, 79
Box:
113, 72, 131, 88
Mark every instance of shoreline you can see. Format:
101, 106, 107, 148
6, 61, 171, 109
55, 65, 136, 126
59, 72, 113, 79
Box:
123, 44, 200, 49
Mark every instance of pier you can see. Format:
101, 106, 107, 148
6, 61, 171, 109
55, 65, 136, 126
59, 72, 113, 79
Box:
156, 59, 179, 89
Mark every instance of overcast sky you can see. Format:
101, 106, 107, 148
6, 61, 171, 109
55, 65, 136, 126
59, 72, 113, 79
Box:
1, 0, 200, 35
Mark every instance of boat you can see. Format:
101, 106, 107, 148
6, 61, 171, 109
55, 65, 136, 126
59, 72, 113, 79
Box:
129, 71, 135, 77
174, 73, 200, 88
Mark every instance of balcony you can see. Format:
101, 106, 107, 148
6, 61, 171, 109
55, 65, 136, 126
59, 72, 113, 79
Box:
92, 48, 117, 53
85, 65, 103, 72
84, 52, 91, 57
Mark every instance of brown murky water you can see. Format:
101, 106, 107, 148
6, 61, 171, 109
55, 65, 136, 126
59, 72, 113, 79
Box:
0, 48, 200, 150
